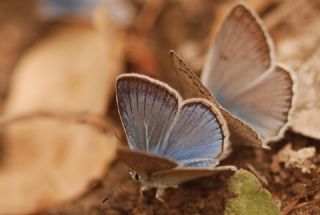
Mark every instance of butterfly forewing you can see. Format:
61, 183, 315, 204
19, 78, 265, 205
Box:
116, 74, 179, 154
202, 4, 274, 97
169, 50, 214, 100
117, 147, 178, 177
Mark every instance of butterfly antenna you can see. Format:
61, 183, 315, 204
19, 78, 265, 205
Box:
100, 172, 131, 207
114, 130, 122, 142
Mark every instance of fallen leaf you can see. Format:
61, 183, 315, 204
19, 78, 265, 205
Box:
224, 169, 281, 215
0, 15, 124, 214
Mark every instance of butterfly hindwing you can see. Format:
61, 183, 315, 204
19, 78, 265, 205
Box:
164, 99, 230, 166
223, 65, 294, 139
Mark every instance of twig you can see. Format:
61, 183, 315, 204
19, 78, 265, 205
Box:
247, 163, 269, 186
100, 172, 131, 208
281, 197, 300, 215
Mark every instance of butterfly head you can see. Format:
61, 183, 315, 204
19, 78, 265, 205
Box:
129, 170, 141, 182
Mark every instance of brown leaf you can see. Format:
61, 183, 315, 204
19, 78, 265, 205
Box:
0, 18, 124, 214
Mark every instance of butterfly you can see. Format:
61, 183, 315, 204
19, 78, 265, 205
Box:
170, 4, 294, 149
115, 73, 236, 202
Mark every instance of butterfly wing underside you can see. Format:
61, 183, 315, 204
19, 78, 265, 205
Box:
225, 65, 294, 139
202, 4, 273, 97
201, 4, 293, 142
117, 147, 178, 177
170, 50, 263, 148
151, 166, 236, 186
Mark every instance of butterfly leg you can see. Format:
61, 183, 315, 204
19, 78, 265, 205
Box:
213, 165, 237, 171
139, 184, 151, 203
155, 188, 167, 205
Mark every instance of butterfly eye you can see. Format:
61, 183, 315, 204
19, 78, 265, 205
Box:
128, 171, 140, 181
134, 173, 140, 181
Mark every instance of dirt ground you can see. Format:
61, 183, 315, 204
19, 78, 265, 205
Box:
0, 0, 320, 214
38, 130, 320, 215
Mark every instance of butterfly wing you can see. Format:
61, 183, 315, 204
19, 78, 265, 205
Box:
116, 73, 180, 154
170, 50, 263, 148
151, 166, 236, 186
223, 65, 294, 139
163, 98, 230, 166
201, 4, 293, 142
117, 147, 178, 177
117, 73, 231, 168
201, 4, 274, 97
169, 50, 214, 100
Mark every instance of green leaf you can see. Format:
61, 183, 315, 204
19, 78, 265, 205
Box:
224, 169, 281, 215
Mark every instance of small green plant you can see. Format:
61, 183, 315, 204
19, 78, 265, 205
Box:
225, 169, 281, 215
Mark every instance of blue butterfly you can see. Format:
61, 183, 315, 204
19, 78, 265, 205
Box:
116, 73, 235, 202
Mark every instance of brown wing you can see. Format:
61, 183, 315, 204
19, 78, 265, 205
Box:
151, 165, 236, 186
170, 50, 214, 100
117, 147, 178, 177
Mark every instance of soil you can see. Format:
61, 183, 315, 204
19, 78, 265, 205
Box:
37, 131, 320, 215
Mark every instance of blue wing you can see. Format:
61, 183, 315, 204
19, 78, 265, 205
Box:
116, 74, 229, 168
116, 74, 179, 154
164, 99, 229, 167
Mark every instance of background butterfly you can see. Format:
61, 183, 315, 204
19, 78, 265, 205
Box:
170, 4, 294, 148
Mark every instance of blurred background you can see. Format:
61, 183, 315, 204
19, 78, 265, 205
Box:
0, 0, 320, 214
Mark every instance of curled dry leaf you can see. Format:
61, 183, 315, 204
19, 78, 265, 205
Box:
276, 144, 316, 174
0, 17, 124, 214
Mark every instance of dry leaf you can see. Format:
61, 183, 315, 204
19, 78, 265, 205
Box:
0, 18, 124, 214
